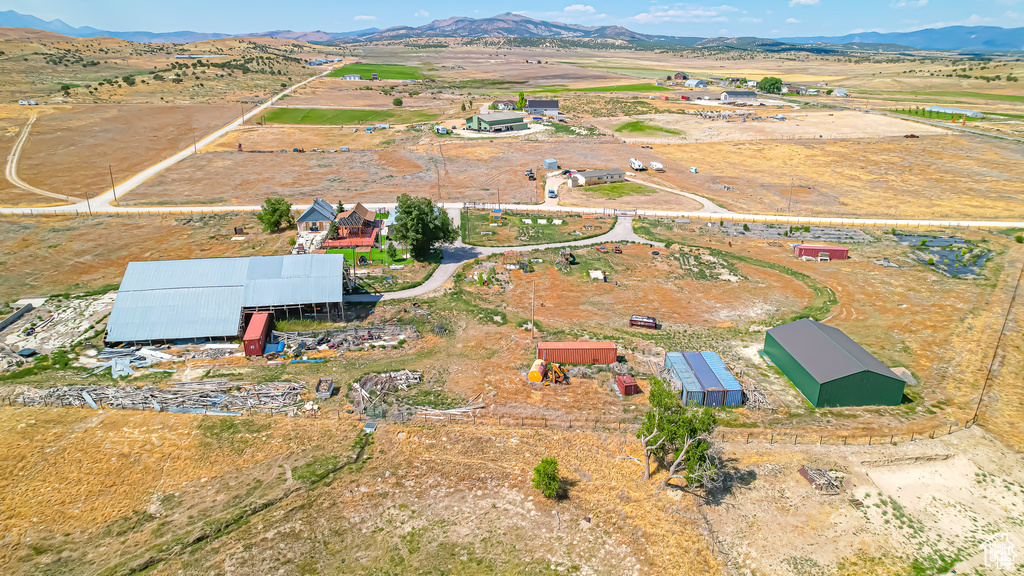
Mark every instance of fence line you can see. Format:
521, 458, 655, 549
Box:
1, 398, 1005, 451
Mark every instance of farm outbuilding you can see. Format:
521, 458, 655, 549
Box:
764, 319, 906, 407
794, 244, 849, 260
683, 79, 707, 88
617, 375, 640, 396
543, 158, 559, 169
465, 112, 528, 132
720, 91, 757, 103
106, 254, 347, 344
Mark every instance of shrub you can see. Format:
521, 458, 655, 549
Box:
927, 258, 935, 265
1015, 234, 1023, 244
532, 457, 560, 499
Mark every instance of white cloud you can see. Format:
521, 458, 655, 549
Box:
785, 17, 801, 23
631, 4, 739, 25
890, 0, 927, 7
353, 15, 376, 21
740, 16, 763, 22
564, 4, 597, 13
414, 9, 429, 18
788, 0, 819, 6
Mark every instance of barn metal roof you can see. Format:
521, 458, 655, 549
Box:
297, 199, 336, 223
107, 254, 345, 342
526, 99, 558, 108
766, 319, 899, 383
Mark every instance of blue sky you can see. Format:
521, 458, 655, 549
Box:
3, 0, 1022, 35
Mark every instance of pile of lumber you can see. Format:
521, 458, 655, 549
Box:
352, 370, 422, 413
413, 392, 485, 419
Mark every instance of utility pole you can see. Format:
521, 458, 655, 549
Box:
192, 128, 197, 153
84, 189, 92, 216
108, 165, 117, 203
788, 177, 794, 213
531, 280, 536, 339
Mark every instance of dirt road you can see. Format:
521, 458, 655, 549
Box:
4, 114, 81, 203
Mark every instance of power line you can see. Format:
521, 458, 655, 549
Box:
972, 251, 1024, 424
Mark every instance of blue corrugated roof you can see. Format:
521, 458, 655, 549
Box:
296, 199, 336, 223
107, 254, 345, 342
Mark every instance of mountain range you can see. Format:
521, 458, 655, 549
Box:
0, 9, 1020, 51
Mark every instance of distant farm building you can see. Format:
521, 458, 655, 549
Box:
105, 254, 347, 344
343, 74, 362, 80
794, 245, 849, 261
465, 112, 528, 132
571, 168, 626, 187
493, 100, 517, 110
782, 85, 806, 95
306, 58, 344, 66
926, 106, 984, 118
833, 88, 848, 97
683, 79, 707, 88
525, 99, 559, 116
720, 91, 757, 103
764, 319, 906, 407
673, 72, 689, 80
543, 158, 559, 169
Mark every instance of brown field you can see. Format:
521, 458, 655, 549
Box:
4, 104, 239, 205
592, 109, 949, 143
277, 76, 460, 111
0, 213, 292, 299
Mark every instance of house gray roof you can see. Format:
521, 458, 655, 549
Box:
581, 169, 625, 178
526, 99, 558, 108
476, 111, 526, 122
766, 319, 900, 384
297, 199, 336, 223
106, 254, 346, 342
722, 91, 757, 97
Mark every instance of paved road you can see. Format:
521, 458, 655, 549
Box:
348, 214, 662, 302
4, 114, 82, 203
1, 68, 335, 211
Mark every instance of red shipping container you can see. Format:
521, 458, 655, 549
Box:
617, 375, 640, 396
537, 341, 617, 365
793, 244, 849, 260
243, 312, 272, 357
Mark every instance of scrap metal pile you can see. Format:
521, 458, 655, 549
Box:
272, 324, 418, 352
88, 348, 164, 378
2, 379, 304, 415
798, 465, 843, 495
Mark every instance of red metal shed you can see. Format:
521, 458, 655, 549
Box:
794, 244, 849, 260
243, 312, 272, 357
537, 341, 617, 365
617, 375, 640, 396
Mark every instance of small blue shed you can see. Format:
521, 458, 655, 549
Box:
700, 351, 743, 407
666, 352, 704, 406
543, 158, 558, 169
684, 351, 724, 407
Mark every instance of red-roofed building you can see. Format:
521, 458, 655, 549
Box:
321, 202, 382, 249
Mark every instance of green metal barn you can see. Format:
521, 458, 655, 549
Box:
764, 319, 906, 407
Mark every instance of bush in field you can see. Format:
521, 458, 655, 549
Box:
532, 457, 559, 499
256, 197, 294, 232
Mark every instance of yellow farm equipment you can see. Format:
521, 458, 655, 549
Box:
527, 359, 567, 385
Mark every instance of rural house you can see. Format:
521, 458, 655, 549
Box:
296, 199, 337, 233
465, 112, 528, 132
720, 90, 757, 103
493, 100, 517, 110
322, 203, 382, 249
571, 169, 626, 187
782, 85, 806, 95
683, 78, 707, 88
673, 72, 689, 80
525, 99, 559, 116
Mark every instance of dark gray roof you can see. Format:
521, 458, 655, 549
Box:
766, 319, 900, 383
526, 99, 559, 108
581, 169, 625, 178
475, 111, 525, 123
297, 199, 336, 223
722, 91, 757, 97
336, 202, 373, 227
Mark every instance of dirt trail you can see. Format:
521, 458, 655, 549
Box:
4, 114, 80, 203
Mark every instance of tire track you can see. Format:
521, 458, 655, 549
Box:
4, 114, 83, 203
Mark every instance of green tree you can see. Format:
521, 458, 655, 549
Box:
756, 76, 782, 94
386, 243, 399, 262
743, 223, 750, 232
1015, 234, 1023, 244
636, 377, 720, 490
326, 221, 339, 240
389, 194, 458, 260
122, 75, 136, 86
336, 201, 345, 215
255, 197, 294, 232
461, 102, 466, 112
516, 91, 527, 110
532, 457, 560, 499
392, 97, 403, 107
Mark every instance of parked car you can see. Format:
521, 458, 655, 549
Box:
613, 246, 622, 254
596, 246, 608, 253
547, 190, 557, 198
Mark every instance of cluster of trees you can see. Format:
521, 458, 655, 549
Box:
756, 76, 782, 94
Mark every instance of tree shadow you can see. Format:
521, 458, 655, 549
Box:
704, 458, 757, 507
556, 477, 579, 501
